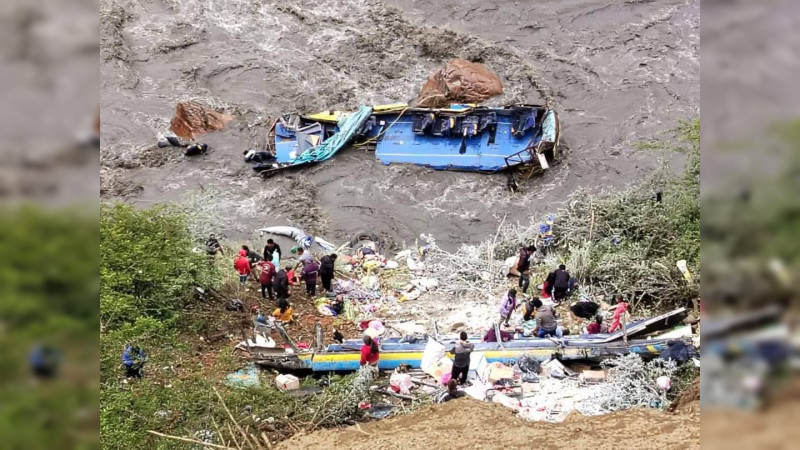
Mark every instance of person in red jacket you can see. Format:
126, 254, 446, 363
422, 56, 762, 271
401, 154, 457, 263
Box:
608, 294, 630, 333
234, 249, 251, 285
360, 335, 380, 370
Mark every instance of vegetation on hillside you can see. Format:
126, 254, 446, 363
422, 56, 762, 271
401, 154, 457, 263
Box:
0, 208, 98, 449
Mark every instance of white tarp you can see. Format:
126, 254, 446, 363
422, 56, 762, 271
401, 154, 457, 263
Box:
258, 226, 336, 251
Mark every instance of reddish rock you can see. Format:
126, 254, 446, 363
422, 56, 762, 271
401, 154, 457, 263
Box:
414, 59, 504, 108
169, 101, 233, 140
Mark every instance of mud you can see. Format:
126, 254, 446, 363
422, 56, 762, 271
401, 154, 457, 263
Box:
277, 399, 699, 450
100, 0, 698, 250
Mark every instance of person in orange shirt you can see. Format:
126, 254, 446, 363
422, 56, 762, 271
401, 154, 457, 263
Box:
272, 299, 293, 323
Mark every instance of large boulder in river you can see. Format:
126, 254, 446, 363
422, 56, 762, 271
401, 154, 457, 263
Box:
414, 59, 503, 108
169, 101, 233, 140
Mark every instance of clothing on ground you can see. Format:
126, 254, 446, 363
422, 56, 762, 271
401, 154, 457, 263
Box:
570, 301, 600, 319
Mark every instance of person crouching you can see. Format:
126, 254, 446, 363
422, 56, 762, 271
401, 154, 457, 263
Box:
360, 335, 380, 374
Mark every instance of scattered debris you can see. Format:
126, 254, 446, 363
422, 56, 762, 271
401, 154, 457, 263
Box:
225, 364, 260, 388
276, 374, 300, 391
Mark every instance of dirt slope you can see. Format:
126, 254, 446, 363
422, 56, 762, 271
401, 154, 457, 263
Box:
277, 399, 699, 450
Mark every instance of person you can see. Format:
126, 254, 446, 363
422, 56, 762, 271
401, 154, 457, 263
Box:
319, 253, 337, 292
205, 233, 224, 257
332, 328, 345, 344
608, 294, 630, 333
272, 300, 293, 322
241, 245, 263, 268
552, 264, 571, 302
483, 326, 514, 343
542, 269, 556, 299
360, 335, 380, 369
254, 307, 268, 325
438, 379, 466, 403
184, 142, 208, 156
586, 315, 607, 334
294, 247, 313, 271
258, 257, 276, 300
122, 344, 147, 378
264, 238, 282, 263
287, 267, 299, 286
301, 259, 319, 296
508, 245, 536, 294
244, 149, 275, 163
498, 289, 519, 327
532, 298, 562, 338
234, 249, 251, 285
517, 298, 538, 337
29, 345, 60, 378
272, 265, 290, 301
357, 243, 376, 259
450, 331, 474, 385
329, 297, 344, 316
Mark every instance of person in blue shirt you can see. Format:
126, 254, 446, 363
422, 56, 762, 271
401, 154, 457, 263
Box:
122, 344, 147, 378
30, 344, 60, 378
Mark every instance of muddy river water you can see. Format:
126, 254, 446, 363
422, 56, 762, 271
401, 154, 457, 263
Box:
100, 0, 698, 251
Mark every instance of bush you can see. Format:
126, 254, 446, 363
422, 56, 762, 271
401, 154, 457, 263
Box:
100, 204, 219, 331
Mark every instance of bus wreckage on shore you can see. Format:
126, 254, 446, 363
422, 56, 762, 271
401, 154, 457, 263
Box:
254, 103, 560, 177
235, 307, 695, 373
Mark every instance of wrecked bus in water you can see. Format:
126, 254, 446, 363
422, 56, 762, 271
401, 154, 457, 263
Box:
255, 103, 560, 176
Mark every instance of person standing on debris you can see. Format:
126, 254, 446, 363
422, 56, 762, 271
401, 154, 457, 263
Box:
360, 335, 380, 370
319, 253, 337, 292
450, 331, 474, 385
552, 264, 571, 303
272, 299, 293, 322
205, 233, 224, 258
608, 294, 630, 333
264, 239, 282, 265
258, 257, 276, 300
498, 289, 519, 327
532, 298, 562, 338
272, 265, 290, 301
234, 249, 251, 285
301, 259, 320, 296
509, 245, 536, 294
